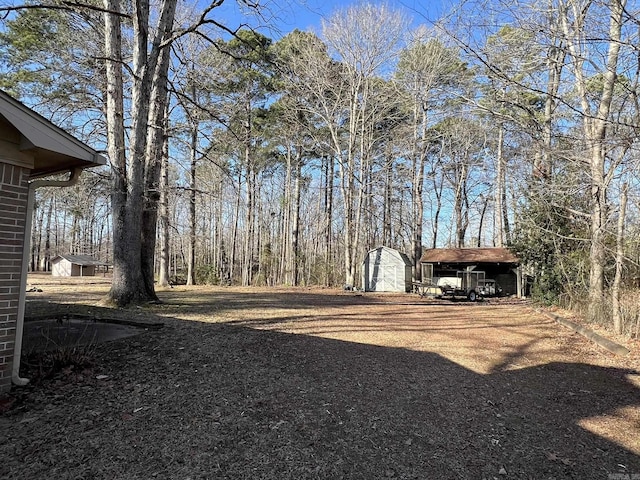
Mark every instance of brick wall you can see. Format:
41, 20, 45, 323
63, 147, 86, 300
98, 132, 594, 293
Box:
0, 162, 29, 393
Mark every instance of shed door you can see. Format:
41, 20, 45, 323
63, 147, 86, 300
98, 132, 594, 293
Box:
372, 266, 397, 291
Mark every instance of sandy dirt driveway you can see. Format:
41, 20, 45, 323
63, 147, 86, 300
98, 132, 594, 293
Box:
2, 278, 639, 479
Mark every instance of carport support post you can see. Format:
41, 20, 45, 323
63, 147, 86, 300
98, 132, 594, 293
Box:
13, 169, 82, 386
513, 267, 523, 298
464, 265, 476, 290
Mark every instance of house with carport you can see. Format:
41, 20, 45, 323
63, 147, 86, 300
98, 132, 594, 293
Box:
419, 247, 523, 297
0, 90, 105, 393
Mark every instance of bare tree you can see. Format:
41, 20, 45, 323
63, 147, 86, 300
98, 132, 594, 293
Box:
103, 0, 178, 305
395, 33, 466, 277
612, 183, 628, 334
321, 3, 409, 287
557, 0, 627, 321
157, 110, 171, 287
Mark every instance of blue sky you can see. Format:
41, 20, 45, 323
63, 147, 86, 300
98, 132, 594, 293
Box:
216, 0, 446, 39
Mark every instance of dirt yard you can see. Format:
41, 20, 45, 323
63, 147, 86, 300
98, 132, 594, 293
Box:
1, 274, 639, 479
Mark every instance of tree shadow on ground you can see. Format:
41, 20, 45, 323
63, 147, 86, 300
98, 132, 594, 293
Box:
6, 316, 638, 479
202, 324, 640, 479
13, 292, 640, 479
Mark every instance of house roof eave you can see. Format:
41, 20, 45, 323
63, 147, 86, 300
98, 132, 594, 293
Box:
0, 90, 106, 176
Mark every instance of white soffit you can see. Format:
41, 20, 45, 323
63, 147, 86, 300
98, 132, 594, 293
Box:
0, 90, 104, 165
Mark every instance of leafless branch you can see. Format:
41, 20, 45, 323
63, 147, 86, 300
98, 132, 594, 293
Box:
0, 1, 129, 19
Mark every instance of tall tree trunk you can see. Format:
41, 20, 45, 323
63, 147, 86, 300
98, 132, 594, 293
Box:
338, 76, 363, 289
60, 209, 66, 255
478, 195, 489, 247
71, 213, 80, 254
43, 198, 53, 271
229, 172, 242, 283
280, 148, 292, 284
535, 10, 565, 180
431, 174, 443, 249
103, 0, 131, 304
140, 0, 176, 299
158, 114, 170, 287
324, 155, 334, 286
558, 0, 626, 321
122, 0, 152, 298
214, 171, 226, 284
494, 123, 505, 247
341, 160, 355, 288
186, 117, 197, 286
412, 105, 427, 280
243, 168, 255, 286
612, 183, 628, 334
382, 153, 393, 247
588, 152, 607, 319
502, 186, 511, 245
107, 0, 176, 305
454, 163, 468, 248
291, 149, 302, 286
31, 205, 44, 271
242, 106, 254, 286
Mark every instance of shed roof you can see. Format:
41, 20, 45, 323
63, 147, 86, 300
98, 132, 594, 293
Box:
366, 246, 413, 266
0, 90, 106, 177
52, 255, 110, 266
420, 247, 519, 264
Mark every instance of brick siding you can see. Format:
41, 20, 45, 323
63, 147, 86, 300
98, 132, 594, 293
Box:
0, 162, 28, 393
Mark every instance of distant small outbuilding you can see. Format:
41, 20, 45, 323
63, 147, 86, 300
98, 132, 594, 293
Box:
51, 255, 109, 277
362, 246, 413, 293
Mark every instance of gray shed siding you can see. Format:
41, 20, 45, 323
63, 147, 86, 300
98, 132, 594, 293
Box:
362, 247, 412, 293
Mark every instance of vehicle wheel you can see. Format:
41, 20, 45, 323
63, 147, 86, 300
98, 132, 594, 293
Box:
467, 290, 477, 302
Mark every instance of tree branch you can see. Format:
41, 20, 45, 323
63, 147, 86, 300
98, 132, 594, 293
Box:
0, 2, 129, 19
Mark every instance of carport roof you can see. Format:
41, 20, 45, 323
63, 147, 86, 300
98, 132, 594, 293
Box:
0, 89, 106, 177
420, 247, 519, 264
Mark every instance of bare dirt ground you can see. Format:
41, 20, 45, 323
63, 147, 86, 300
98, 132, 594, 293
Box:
1, 273, 640, 479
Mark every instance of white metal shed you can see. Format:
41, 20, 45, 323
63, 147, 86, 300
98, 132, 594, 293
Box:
362, 246, 412, 293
